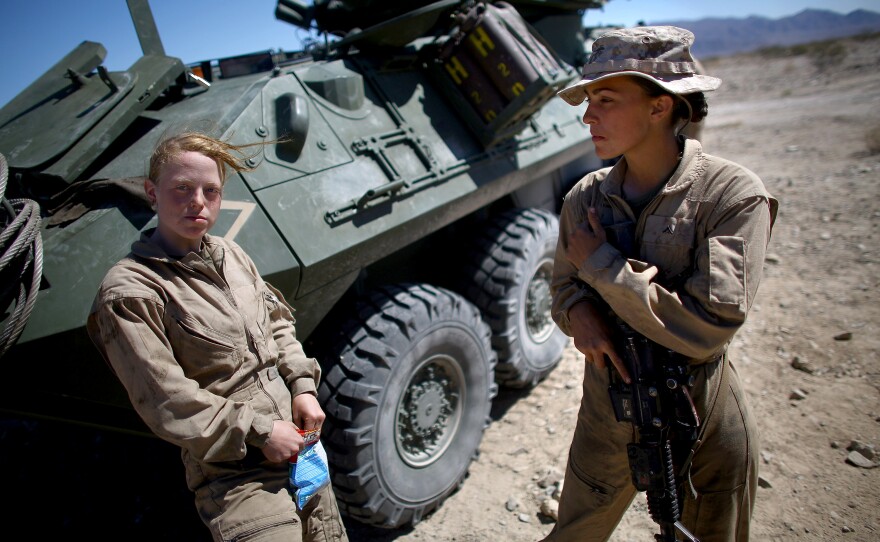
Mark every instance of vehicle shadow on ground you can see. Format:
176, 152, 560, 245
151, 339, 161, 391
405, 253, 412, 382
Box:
0, 385, 538, 540
345, 521, 414, 541
0, 415, 210, 540
489, 386, 534, 421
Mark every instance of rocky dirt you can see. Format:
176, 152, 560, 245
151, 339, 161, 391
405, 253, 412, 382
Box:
346, 33, 880, 542
2, 32, 878, 542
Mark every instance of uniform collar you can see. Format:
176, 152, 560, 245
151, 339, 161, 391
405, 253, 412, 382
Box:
600, 137, 705, 199
131, 229, 224, 268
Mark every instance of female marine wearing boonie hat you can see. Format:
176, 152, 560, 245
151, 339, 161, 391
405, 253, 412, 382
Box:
543, 26, 777, 541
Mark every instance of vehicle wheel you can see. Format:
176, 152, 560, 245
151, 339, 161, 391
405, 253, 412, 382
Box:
315, 283, 497, 528
464, 208, 567, 388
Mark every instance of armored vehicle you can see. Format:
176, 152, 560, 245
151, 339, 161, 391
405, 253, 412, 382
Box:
0, 0, 608, 532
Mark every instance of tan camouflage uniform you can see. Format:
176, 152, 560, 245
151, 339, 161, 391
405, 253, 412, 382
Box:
542, 137, 777, 542
88, 232, 347, 542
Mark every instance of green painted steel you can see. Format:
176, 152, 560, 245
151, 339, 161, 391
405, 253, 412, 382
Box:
0, 0, 604, 464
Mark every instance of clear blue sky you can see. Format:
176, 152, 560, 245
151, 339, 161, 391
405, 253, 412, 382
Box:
1, 0, 877, 107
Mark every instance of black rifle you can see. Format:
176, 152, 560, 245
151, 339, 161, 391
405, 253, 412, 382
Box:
607, 321, 701, 542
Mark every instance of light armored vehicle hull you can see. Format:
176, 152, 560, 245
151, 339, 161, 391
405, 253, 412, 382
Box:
0, 0, 609, 532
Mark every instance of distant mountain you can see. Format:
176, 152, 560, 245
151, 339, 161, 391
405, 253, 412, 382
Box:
652, 8, 880, 58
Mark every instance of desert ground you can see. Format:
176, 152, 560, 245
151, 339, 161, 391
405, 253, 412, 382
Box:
2, 32, 878, 542
345, 32, 880, 542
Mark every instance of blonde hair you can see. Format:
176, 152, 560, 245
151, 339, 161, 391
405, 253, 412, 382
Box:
149, 132, 262, 185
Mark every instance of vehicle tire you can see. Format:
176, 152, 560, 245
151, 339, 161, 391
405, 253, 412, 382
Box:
315, 283, 497, 528
464, 208, 567, 388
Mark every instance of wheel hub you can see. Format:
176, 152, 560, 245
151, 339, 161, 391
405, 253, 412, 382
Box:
526, 259, 555, 343
396, 357, 462, 467
411, 381, 446, 433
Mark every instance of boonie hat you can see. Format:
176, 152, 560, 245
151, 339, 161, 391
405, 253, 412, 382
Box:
558, 25, 722, 106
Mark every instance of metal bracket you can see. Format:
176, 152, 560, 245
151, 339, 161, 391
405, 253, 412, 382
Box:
324, 126, 446, 224
324, 127, 547, 225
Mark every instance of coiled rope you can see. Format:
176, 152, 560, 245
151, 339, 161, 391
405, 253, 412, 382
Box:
0, 152, 43, 359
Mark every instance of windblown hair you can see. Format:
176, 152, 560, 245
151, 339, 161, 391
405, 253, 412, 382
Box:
630, 76, 709, 124
149, 132, 262, 185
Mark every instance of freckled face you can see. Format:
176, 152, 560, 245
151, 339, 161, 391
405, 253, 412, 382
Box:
144, 151, 223, 255
582, 76, 656, 160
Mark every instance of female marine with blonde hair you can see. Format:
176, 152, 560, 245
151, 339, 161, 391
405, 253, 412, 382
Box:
88, 132, 348, 542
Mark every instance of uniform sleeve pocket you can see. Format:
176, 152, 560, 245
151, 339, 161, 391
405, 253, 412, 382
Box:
708, 236, 746, 310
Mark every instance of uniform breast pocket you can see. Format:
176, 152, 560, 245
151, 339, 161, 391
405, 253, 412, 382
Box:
169, 313, 242, 379
642, 216, 696, 280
